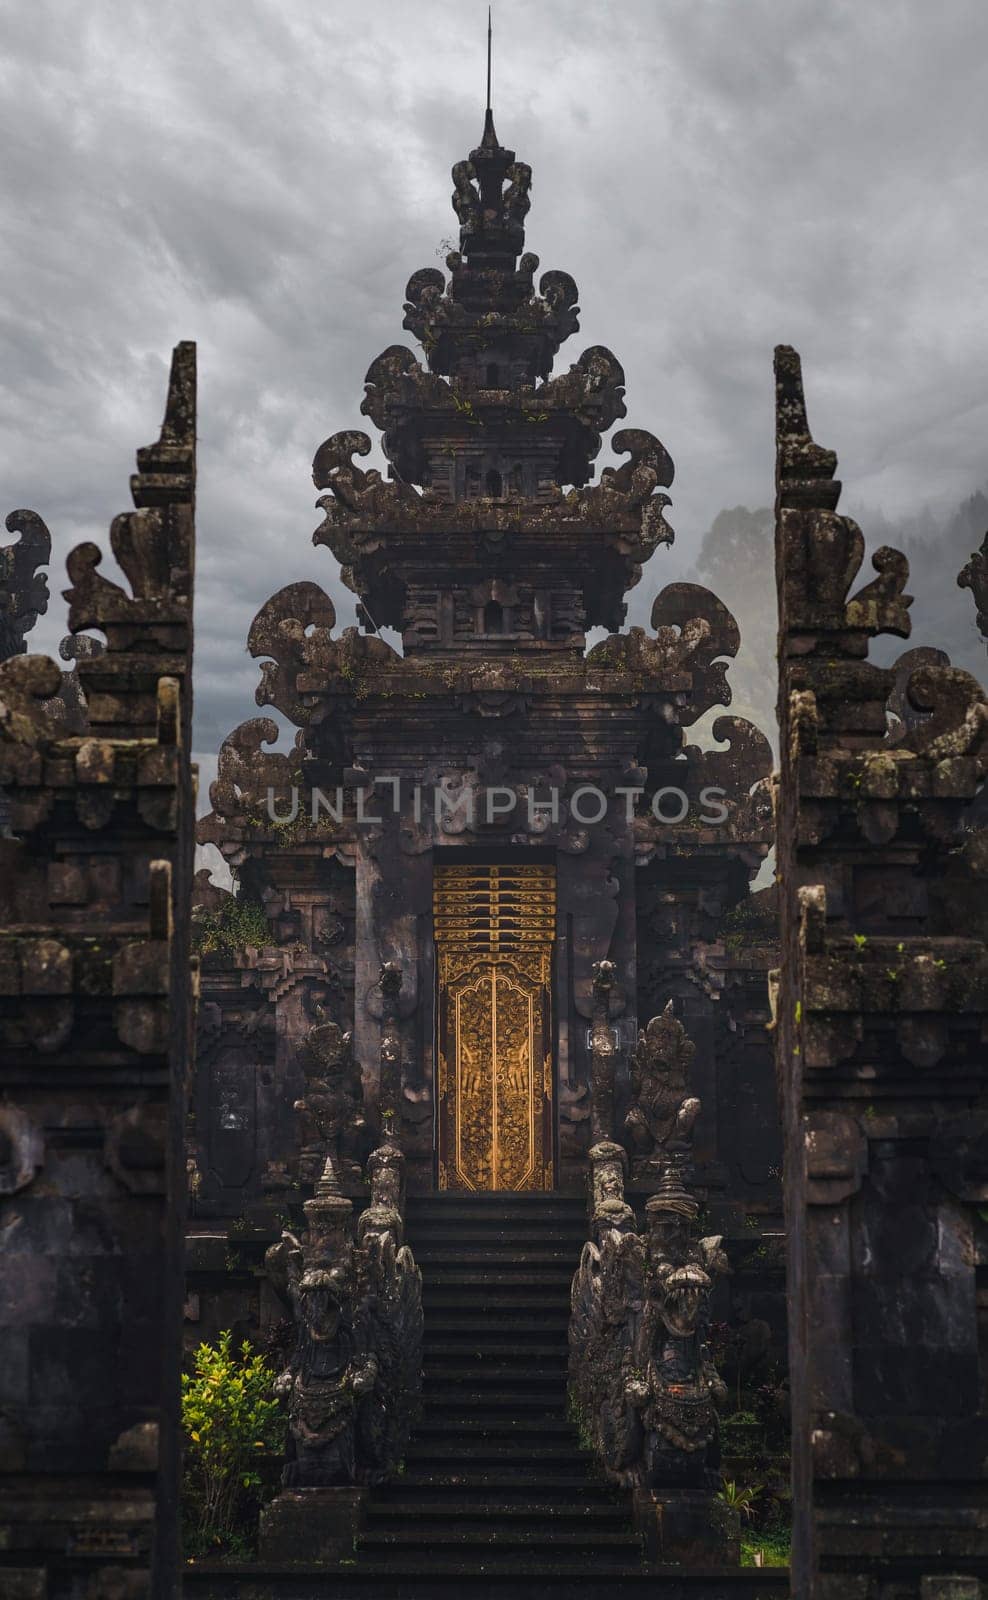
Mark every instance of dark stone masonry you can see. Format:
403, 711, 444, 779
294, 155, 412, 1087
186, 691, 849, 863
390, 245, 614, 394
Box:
1, 99, 986, 1600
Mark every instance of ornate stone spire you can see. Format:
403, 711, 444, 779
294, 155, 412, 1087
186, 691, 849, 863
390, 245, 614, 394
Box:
308, 108, 675, 642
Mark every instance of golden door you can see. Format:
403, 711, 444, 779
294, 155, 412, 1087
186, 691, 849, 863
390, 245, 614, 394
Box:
435, 863, 555, 1191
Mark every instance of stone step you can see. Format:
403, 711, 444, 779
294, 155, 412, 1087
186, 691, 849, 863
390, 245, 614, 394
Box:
422, 1380, 564, 1403
420, 1301, 571, 1324
410, 1226, 587, 1247
423, 1366, 568, 1388
372, 1476, 621, 1503
424, 1322, 569, 1340
405, 1439, 591, 1465
415, 1246, 581, 1267
352, 1552, 650, 1579
421, 1400, 566, 1424
409, 1208, 586, 1228
359, 1526, 642, 1553
413, 1416, 575, 1439
410, 1197, 584, 1205
364, 1501, 628, 1525
184, 1562, 790, 1595
422, 1270, 573, 1290
420, 1309, 570, 1335
423, 1341, 569, 1362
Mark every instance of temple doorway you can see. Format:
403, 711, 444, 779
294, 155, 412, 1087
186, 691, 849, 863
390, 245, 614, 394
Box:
434, 861, 555, 1190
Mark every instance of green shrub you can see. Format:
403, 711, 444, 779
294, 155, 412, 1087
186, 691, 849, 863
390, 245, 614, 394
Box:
192, 897, 270, 957
717, 1477, 763, 1521
741, 1526, 791, 1567
181, 1330, 284, 1556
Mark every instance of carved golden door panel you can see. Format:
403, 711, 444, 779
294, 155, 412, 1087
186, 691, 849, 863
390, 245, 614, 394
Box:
435, 864, 555, 1191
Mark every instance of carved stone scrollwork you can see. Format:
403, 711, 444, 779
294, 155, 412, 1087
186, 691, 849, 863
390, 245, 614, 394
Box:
845, 545, 912, 638
0, 654, 62, 746
570, 429, 676, 556
678, 715, 774, 822
360, 346, 451, 437
958, 529, 988, 646
199, 717, 302, 835
248, 581, 398, 729
538, 345, 627, 435
586, 583, 741, 727
0, 510, 51, 661
649, 585, 741, 725
312, 430, 418, 524
895, 661, 988, 765
451, 160, 480, 230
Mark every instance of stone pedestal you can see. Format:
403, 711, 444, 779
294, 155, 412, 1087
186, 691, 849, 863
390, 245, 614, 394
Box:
259, 1487, 367, 1564
633, 1487, 739, 1566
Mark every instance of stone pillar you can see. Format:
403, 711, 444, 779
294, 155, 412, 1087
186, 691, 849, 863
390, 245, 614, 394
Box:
774, 345, 988, 1597
0, 343, 196, 1597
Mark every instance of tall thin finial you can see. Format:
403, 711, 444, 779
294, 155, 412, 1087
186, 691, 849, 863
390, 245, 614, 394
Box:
479, 6, 499, 149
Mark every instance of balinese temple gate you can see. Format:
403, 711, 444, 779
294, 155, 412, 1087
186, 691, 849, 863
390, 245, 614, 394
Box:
189, 103, 781, 1574
3, 88, 988, 1600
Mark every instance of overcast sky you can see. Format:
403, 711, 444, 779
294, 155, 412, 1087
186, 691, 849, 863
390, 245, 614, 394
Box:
2, 0, 987, 775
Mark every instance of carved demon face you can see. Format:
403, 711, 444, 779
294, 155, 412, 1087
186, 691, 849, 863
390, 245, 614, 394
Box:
298, 1267, 347, 1342
657, 1262, 711, 1338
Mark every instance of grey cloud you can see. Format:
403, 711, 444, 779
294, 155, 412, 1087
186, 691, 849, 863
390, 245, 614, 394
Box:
1, 0, 986, 762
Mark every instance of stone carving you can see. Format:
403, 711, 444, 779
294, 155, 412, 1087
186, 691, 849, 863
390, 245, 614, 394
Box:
0, 510, 51, 660
589, 959, 618, 1142
312, 430, 418, 521
894, 661, 988, 763
267, 1184, 377, 1488
248, 581, 398, 729
0, 1104, 44, 1194
401, 264, 581, 369
633, 1186, 729, 1473
775, 345, 988, 1596
0, 653, 62, 745
570, 1116, 727, 1490
266, 1141, 422, 1489
536, 345, 628, 435
624, 1004, 701, 1185
190, 106, 781, 1556
586, 583, 742, 726
360, 345, 452, 438
377, 962, 403, 1144
0, 343, 196, 1593
587, 1138, 636, 1238
958, 529, 988, 646
294, 1009, 366, 1188
354, 1143, 423, 1481
204, 717, 302, 826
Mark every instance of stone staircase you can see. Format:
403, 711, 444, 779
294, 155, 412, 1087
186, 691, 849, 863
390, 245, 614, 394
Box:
358, 1191, 643, 1581
184, 1190, 789, 1597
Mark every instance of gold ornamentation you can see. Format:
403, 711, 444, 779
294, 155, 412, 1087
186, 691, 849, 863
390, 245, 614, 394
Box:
435, 864, 555, 1191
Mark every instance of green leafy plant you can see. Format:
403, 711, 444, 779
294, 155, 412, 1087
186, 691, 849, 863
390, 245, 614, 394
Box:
717, 1477, 763, 1521
192, 897, 271, 957
741, 1525, 791, 1566
181, 1331, 284, 1556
